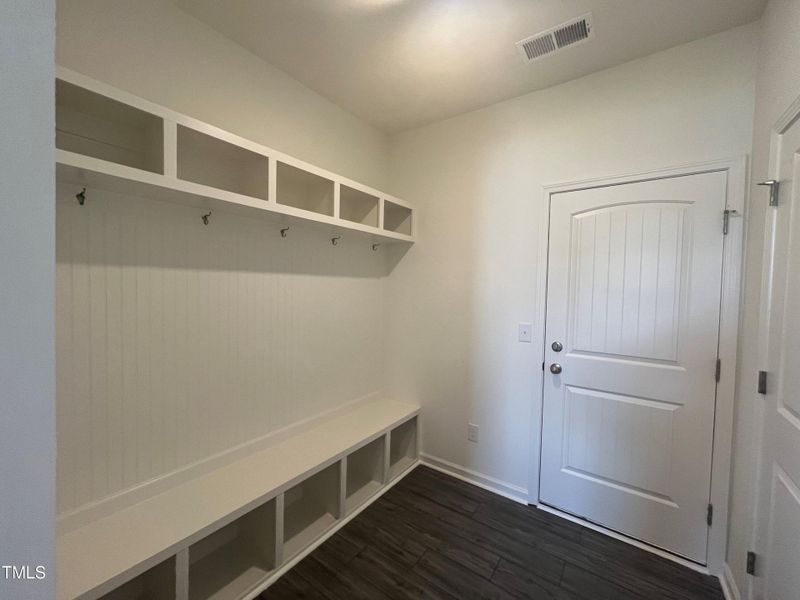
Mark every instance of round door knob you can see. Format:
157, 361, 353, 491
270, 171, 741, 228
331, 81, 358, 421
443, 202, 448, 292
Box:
551, 341, 563, 352
550, 363, 562, 374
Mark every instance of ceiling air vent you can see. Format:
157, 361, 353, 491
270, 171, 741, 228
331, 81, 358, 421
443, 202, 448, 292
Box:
516, 13, 594, 63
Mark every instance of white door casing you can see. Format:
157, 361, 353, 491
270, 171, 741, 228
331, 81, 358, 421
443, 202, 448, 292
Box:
539, 172, 728, 563
752, 101, 800, 600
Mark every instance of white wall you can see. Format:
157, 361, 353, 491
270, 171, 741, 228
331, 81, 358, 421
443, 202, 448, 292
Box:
0, 1, 55, 598
56, 0, 390, 190
55, 0, 395, 515
385, 24, 757, 500
727, 1, 800, 595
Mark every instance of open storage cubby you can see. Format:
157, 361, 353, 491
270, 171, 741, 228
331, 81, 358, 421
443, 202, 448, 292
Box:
276, 162, 335, 216
345, 437, 386, 514
188, 499, 277, 600
98, 557, 175, 600
383, 200, 413, 236
177, 125, 268, 200
56, 79, 164, 174
340, 185, 379, 227
283, 462, 340, 559
389, 417, 418, 480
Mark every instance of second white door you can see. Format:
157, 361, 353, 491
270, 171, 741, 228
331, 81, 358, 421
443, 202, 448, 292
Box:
539, 172, 728, 563
752, 101, 800, 600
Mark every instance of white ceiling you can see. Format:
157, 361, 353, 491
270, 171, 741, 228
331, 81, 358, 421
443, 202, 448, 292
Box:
176, 0, 765, 133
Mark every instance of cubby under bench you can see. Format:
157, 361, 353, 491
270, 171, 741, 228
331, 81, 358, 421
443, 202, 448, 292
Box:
57, 399, 419, 600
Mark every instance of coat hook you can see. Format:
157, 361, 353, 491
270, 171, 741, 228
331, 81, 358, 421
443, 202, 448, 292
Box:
331, 236, 341, 246
201, 211, 212, 225
280, 227, 289, 238
372, 243, 381, 251
76, 188, 86, 206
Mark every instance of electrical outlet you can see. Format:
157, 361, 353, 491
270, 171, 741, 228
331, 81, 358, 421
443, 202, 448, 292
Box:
518, 322, 532, 343
468, 423, 479, 443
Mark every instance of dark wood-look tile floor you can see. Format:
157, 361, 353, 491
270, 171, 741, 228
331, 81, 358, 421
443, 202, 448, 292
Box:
263, 466, 724, 600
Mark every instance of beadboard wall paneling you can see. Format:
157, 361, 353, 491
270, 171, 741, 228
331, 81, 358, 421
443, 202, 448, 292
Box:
56, 182, 387, 514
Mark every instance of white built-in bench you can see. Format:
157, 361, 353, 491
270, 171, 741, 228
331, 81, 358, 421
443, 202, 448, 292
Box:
57, 398, 419, 600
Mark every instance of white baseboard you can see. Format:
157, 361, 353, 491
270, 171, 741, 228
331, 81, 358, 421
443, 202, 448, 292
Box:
720, 563, 742, 600
419, 453, 529, 505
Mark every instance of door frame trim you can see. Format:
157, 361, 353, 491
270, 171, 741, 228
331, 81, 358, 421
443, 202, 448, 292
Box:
530, 157, 748, 575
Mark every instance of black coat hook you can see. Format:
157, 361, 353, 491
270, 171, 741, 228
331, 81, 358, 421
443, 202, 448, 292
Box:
331, 236, 341, 246
280, 227, 289, 238
372, 243, 381, 251
76, 188, 86, 206
201, 211, 212, 225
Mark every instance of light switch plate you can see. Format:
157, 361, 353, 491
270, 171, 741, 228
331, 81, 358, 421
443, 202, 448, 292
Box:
518, 322, 532, 343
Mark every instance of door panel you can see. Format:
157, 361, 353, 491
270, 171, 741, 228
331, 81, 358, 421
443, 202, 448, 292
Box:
562, 385, 677, 501
764, 468, 800, 600
754, 111, 800, 600
571, 203, 685, 362
540, 172, 727, 563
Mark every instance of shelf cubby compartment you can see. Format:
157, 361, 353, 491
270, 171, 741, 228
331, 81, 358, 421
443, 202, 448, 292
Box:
389, 417, 418, 480
56, 79, 164, 174
345, 437, 386, 514
177, 125, 268, 200
276, 162, 335, 216
283, 462, 340, 560
188, 499, 277, 600
98, 557, 175, 600
383, 200, 413, 236
340, 185, 379, 228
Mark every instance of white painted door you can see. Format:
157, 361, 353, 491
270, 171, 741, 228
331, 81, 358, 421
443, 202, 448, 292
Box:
540, 172, 728, 563
752, 107, 800, 600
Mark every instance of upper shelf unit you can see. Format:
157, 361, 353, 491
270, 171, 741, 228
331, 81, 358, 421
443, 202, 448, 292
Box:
55, 67, 415, 245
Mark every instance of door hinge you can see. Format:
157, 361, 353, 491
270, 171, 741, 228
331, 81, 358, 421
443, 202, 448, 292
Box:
722, 209, 739, 235
758, 180, 780, 207
715, 359, 721, 383
746, 551, 757, 575
706, 503, 713, 527
758, 370, 768, 395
